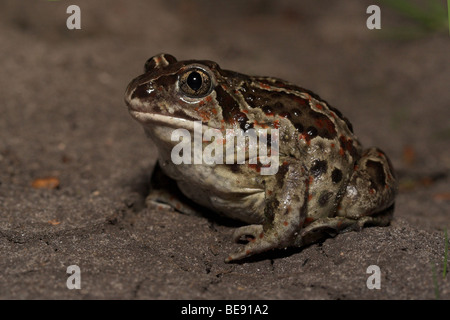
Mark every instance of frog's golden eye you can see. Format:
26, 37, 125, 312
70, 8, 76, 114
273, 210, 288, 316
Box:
179, 68, 212, 98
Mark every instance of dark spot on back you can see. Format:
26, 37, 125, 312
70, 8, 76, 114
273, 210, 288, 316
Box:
292, 108, 337, 141
339, 135, 359, 159
239, 80, 344, 141
294, 123, 304, 132
279, 111, 291, 119
273, 102, 284, 109
311, 160, 328, 179
244, 93, 255, 105
239, 83, 287, 112
305, 109, 336, 139
306, 126, 318, 138
262, 106, 273, 115
275, 161, 289, 190
264, 197, 279, 225
331, 168, 342, 183
292, 109, 301, 117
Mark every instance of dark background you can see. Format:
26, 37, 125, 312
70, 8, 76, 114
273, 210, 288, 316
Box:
0, 0, 449, 299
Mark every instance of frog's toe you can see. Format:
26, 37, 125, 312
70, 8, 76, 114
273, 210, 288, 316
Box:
145, 197, 174, 212
226, 229, 288, 262
145, 191, 202, 216
355, 204, 395, 229
225, 237, 279, 263
232, 225, 263, 243
226, 225, 266, 262
225, 243, 261, 262
225, 248, 251, 263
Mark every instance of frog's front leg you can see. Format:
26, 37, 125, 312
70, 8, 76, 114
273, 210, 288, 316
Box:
225, 161, 308, 262
146, 162, 202, 216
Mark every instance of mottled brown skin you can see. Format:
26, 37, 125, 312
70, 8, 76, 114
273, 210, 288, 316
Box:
125, 53, 398, 262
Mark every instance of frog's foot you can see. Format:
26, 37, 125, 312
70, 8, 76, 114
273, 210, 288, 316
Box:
226, 160, 309, 263
225, 232, 281, 263
353, 203, 395, 229
145, 190, 200, 216
232, 224, 264, 243
227, 225, 286, 262
146, 162, 203, 217
296, 217, 356, 247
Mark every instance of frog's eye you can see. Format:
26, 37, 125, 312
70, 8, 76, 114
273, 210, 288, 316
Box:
179, 68, 212, 98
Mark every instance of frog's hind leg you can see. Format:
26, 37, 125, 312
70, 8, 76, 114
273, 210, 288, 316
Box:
336, 147, 397, 223
232, 225, 263, 243
225, 160, 309, 262
146, 162, 203, 216
296, 148, 397, 248
296, 204, 395, 247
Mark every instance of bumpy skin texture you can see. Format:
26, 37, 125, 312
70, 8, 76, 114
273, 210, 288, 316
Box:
125, 53, 398, 262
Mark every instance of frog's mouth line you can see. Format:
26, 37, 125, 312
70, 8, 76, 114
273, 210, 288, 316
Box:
129, 110, 217, 133
130, 110, 282, 174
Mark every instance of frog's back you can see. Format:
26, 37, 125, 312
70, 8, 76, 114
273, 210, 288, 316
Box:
217, 72, 362, 158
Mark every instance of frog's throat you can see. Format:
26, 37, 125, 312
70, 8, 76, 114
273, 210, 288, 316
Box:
130, 111, 274, 164
129, 110, 216, 133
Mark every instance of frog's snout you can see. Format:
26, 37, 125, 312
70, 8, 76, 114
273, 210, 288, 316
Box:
125, 75, 155, 106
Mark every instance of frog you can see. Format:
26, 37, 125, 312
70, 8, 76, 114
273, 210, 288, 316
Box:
125, 53, 398, 263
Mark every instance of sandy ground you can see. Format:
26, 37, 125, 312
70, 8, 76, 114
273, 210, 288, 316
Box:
0, 0, 449, 300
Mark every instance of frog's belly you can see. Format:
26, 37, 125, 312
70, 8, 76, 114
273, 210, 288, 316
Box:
146, 126, 266, 223
161, 161, 266, 224
177, 180, 265, 224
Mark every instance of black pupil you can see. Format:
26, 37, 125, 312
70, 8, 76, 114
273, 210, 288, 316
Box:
187, 71, 202, 91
